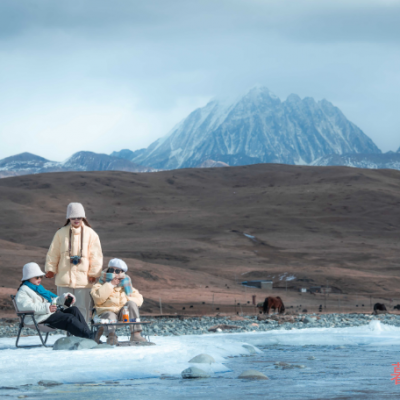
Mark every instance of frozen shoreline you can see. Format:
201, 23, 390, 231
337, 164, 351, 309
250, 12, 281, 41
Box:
1, 312, 397, 339
1, 319, 400, 388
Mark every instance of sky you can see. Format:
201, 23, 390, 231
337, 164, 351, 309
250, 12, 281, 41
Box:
0, 0, 399, 161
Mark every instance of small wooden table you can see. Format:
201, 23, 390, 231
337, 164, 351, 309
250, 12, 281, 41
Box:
91, 321, 154, 345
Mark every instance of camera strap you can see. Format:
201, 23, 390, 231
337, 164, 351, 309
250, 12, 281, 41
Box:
69, 226, 84, 260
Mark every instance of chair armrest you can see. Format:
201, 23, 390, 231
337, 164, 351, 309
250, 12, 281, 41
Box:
16, 311, 35, 315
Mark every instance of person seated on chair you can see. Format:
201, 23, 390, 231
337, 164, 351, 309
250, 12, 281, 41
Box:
15, 262, 103, 343
91, 258, 145, 345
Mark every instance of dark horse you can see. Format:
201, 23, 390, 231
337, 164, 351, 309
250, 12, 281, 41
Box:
263, 296, 285, 315
373, 303, 387, 314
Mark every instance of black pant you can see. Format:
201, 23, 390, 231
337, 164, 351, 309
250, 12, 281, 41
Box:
42, 306, 91, 339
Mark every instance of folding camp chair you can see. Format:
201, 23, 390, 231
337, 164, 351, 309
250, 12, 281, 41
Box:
10, 294, 56, 348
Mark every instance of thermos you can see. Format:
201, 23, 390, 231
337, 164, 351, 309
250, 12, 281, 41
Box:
122, 306, 129, 323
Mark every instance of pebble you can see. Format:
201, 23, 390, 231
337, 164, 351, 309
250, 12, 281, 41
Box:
0, 313, 396, 339
181, 366, 211, 379
238, 370, 268, 380
189, 354, 215, 364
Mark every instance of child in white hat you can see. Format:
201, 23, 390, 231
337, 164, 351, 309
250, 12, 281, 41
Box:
91, 258, 145, 345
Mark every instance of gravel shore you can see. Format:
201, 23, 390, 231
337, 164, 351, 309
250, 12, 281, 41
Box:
0, 313, 396, 339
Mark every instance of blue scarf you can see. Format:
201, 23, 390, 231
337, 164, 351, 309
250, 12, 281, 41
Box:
23, 281, 57, 303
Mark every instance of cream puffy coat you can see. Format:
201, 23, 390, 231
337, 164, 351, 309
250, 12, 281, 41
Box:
15, 285, 64, 325
45, 224, 103, 289
91, 282, 143, 315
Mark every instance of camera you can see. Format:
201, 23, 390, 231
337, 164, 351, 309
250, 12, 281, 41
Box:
70, 256, 82, 265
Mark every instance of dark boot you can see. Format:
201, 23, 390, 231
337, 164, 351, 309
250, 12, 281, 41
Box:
90, 326, 104, 344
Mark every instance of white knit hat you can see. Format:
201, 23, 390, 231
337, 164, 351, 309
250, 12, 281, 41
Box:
66, 203, 86, 219
108, 258, 128, 272
22, 262, 45, 281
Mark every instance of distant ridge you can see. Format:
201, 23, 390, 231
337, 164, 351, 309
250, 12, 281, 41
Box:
0, 151, 154, 178
312, 152, 400, 171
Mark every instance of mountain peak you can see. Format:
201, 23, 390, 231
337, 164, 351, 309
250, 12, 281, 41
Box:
130, 88, 380, 170
0, 152, 49, 164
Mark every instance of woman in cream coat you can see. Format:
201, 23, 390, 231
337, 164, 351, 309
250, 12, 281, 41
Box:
45, 203, 103, 322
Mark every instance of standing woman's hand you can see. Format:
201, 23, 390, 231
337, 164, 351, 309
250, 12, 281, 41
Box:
46, 272, 55, 279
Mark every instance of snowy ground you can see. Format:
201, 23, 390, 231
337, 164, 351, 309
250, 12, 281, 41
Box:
1, 321, 400, 399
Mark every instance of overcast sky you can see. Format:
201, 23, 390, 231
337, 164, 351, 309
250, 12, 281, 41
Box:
0, 0, 399, 161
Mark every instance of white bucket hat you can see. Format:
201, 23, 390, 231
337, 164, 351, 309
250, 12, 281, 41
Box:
108, 258, 128, 272
22, 262, 45, 281
66, 202, 86, 219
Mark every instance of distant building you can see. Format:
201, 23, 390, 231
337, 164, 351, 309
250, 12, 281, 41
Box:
242, 280, 273, 290
309, 286, 342, 294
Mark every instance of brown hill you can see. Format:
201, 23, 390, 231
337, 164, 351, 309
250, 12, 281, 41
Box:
1, 164, 400, 316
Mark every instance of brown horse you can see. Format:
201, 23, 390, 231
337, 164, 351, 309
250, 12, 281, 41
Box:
263, 296, 285, 315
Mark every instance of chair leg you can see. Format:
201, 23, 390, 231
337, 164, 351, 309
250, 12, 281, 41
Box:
15, 321, 24, 348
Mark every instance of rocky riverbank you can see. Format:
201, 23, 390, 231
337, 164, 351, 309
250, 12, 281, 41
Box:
0, 313, 397, 338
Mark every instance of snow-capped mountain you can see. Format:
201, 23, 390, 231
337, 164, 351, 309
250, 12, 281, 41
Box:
63, 151, 153, 172
0, 151, 153, 178
127, 87, 380, 170
312, 153, 400, 171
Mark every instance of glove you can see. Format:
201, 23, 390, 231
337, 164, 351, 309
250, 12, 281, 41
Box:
45, 271, 55, 279
63, 292, 76, 305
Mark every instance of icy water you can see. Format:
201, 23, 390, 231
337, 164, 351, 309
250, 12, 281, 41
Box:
1, 344, 399, 399
1, 322, 400, 399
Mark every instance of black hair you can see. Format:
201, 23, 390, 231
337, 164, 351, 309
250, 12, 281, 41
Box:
63, 217, 92, 228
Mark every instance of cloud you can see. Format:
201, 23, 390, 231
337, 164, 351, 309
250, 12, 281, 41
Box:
0, 0, 399, 160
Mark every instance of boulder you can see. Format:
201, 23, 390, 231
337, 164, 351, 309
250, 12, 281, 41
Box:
208, 324, 240, 332
37, 380, 62, 387
242, 345, 257, 354
283, 364, 305, 370
303, 316, 317, 324
189, 354, 215, 364
238, 370, 268, 380
181, 367, 211, 379
257, 314, 268, 321
274, 361, 290, 367
53, 337, 98, 351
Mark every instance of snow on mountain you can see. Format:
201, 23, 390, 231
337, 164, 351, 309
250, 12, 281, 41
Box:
0, 151, 153, 178
128, 87, 380, 170
312, 153, 400, 171
0, 152, 63, 177
110, 148, 146, 161
63, 151, 153, 172
196, 159, 229, 168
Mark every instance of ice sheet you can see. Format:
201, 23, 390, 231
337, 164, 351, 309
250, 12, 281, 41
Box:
0, 321, 398, 387
217, 320, 400, 347
0, 334, 259, 386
